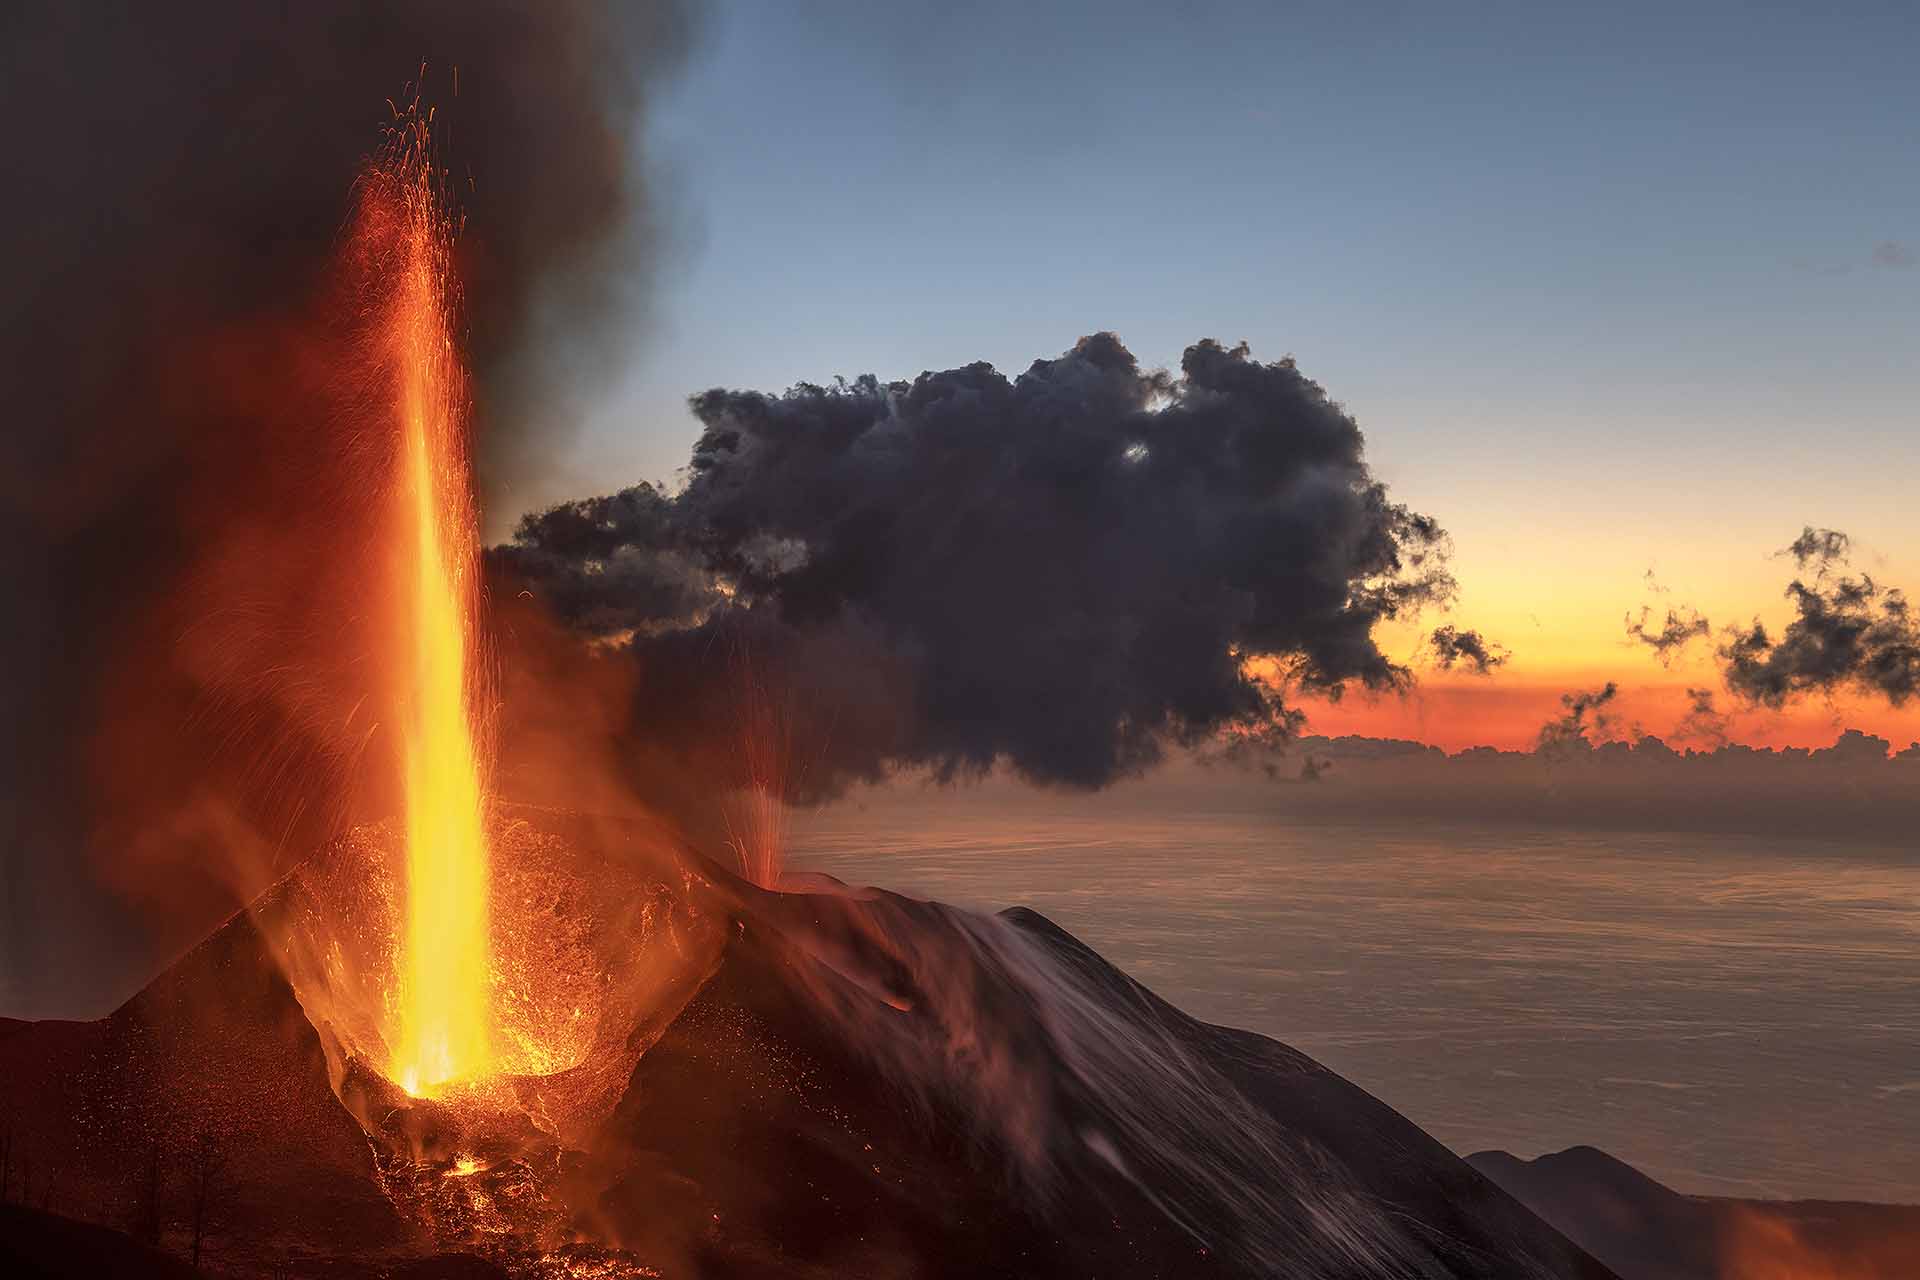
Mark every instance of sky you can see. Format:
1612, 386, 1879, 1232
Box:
505, 0, 1920, 751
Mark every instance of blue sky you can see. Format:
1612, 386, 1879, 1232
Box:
525, 0, 1916, 677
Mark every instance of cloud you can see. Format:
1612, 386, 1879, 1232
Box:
1673, 687, 1730, 749
1535, 683, 1620, 755
1720, 574, 1920, 708
1707, 527, 1920, 709
1781, 526, 1850, 571
495, 334, 1455, 802
1625, 605, 1711, 664
1428, 625, 1508, 675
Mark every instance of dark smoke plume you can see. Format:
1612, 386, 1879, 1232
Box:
1535, 683, 1620, 755
495, 334, 1454, 803
1625, 605, 1710, 663
1428, 625, 1507, 674
1, 3, 694, 1016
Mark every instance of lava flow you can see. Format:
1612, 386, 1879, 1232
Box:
364, 118, 495, 1099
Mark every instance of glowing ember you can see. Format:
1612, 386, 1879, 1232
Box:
362, 116, 495, 1097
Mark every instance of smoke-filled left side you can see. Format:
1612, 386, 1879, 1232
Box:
0, 2, 695, 1019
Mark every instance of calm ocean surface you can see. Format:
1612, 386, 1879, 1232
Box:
786, 808, 1919, 1203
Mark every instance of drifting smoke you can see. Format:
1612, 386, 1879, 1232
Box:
495, 334, 1455, 812
1428, 624, 1508, 674
0, 2, 695, 1016
1536, 683, 1621, 754
1720, 529, 1920, 709
1625, 605, 1711, 663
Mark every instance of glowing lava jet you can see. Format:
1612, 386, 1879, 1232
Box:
359, 119, 495, 1098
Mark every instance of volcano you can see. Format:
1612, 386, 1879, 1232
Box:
0, 808, 1615, 1279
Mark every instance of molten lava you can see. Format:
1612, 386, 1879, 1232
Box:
363, 120, 494, 1097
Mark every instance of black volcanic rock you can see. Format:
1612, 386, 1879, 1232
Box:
1, 822, 1618, 1278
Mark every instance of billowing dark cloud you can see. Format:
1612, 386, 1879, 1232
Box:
1536, 683, 1620, 755
1625, 605, 1710, 663
496, 334, 1454, 798
1428, 625, 1508, 674
1, 2, 694, 1016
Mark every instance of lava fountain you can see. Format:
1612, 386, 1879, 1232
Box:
362, 118, 494, 1098
262, 110, 696, 1152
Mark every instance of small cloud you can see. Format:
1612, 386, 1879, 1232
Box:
1537, 682, 1620, 755
1780, 525, 1850, 573
1625, 605, 1710, 665
1674, 687, 1730, 749
1872, 241, 1914, 269
1428, 624, 1508, 675
1719, 527, 1920, 709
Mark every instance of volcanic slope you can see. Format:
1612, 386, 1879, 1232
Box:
0, 818, 1617, 1279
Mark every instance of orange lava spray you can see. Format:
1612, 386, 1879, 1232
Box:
362, 115, 494, 1097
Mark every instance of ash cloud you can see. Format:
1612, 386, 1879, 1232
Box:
1720, 528, 1920, 709
1428, 625, 1508, 675
1, 2, 694, 1016
495, 334, 1454, 802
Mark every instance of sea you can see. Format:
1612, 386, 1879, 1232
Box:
787, 800, 1920, 1204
